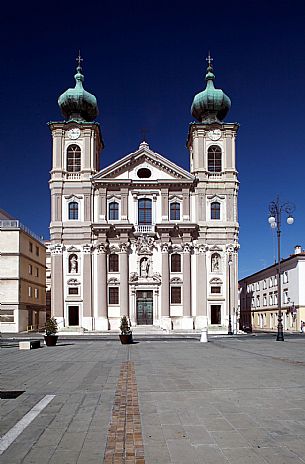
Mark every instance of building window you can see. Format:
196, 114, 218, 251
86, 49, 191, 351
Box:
274, 276, 277, 286
274, 292, 278, 305
263, 294, 267, 306
109, 254, 119, 272
137, 167, 151, 178
256, 295, 260, 307
211, 202, 220, 220
211, 305, 221, 324
67, 144, 81, 172
29, 242, 33, 253
36, 246, 39, 257
283, 271, 288, 284
170, 202, 180, 221
68, 202, 79, 220
208, 145, 222, 172
256, 282, 260, 291
263, 279, 267, 289
34, 288, 39, 299
171, 287, 181, 304
109, 287, 119, 305
171, 254, 181, 272
68, 287, 79, 295
35, 267, 39, 277
138, 198, 152, 225
269, 277, 273, 288
108, 201, 119, 221
28, 264, 32, 275
211, 286, 221, 294
251, 297, 255, 308
28, 286, 32, 297
283, 289, 289, 304
269, 294, 273, 306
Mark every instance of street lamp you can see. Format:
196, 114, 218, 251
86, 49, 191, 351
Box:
268, 196, 295, 341
228, 253, 233, 335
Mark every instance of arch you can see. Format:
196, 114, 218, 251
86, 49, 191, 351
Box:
211, 201, 220, 220
171, 253, 181, 272
69, 254, 78, 274
67, 144, 81, 172
208, 145, 222, 172
170, 202, 180, 221
68, 201, 79, 220
138, 198, 152, 225
108, 201, 119, 221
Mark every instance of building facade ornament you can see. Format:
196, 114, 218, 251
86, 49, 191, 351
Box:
50, 244, 64, 255
136, 235, 154, 255
82, 244, 92, 254
120, 242, 129, 253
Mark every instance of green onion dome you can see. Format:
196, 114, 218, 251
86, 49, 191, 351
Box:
58, 64, 99, 122
191, 61, 231, 123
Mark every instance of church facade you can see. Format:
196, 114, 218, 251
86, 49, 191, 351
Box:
49, 57, 239, 331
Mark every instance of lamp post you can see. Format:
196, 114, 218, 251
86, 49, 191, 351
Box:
228, 253, 233, 335
268, 196, 295, 341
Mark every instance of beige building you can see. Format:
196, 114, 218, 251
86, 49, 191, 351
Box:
49, 57, 239, 332
239, 246, 305, 332
0, 210, 46, 333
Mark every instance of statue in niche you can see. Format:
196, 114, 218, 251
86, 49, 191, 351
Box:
140, 257, 150, 278
211, 253, 220, 272
69, 254, 78, 274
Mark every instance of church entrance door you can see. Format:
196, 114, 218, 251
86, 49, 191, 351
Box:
68, 306, 79, 326
136, 291, 153, 325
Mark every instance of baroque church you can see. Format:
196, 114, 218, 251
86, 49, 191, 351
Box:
49, 56, 239, 332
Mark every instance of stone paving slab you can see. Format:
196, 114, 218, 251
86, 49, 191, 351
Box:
1, 337, 305, 462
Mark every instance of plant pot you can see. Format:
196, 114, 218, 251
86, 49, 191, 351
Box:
119, 334, 133, 344
44, 335, 58, 346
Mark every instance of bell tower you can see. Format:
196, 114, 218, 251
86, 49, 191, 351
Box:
48, 55, 103, 329
188, 54, 239, 331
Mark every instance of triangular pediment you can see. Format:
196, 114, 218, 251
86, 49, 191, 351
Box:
92, 142, 195, 183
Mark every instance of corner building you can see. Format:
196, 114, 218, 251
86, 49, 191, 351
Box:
49, 59, 239, 332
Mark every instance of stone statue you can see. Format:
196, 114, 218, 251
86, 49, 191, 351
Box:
140, 258, 150, 277
211, 254, 220, 272
69, 254, 78, 273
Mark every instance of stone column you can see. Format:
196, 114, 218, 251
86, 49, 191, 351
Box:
182, 243, 193, 329
121, 188, 128, 221
195, 244, 208, 329
99, 188, 107, 222
96, 243, 109, 330
119, 243, 129, 316
82, 244, 93, 330
161, 189, 169, 221
182, 189, 190, 221
51, 245, 64, 328
161, 243, 171, 330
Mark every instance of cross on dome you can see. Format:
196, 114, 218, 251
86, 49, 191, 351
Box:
76, 50, 83, 69
206, 51, 213, 68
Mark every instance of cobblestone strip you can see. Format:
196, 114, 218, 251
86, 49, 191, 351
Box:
103, 360, 145, 464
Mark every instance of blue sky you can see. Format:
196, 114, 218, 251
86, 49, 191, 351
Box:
0, 0, 304, 278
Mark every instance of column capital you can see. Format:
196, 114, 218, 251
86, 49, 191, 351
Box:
50, 244, 64, 255
119, 242, 130, 253
195, 244, 208, 254
97, 243, 108, 254
183, 243, 192, 253
161, 243, 170, 253
82, 244, 92, 254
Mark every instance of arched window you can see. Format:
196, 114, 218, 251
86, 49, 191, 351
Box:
68, 201, 79, 220
208, 145, 222, 172
67, 145, 81, 172
170, 202, 180, 221
171, 253, 181, 272
211, 202, 220, 220
69, 254, 78, 274
109, 254, 119, 272
138, 198, 152, 225
109, 201, 119, 221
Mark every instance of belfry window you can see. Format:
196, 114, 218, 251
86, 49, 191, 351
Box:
68, 202, 79, 220
208, 145, 222, 172
67, 145, 81, 172
138, 198, 152, 225
170, 202, 180, 221
109, 201, 119, 221
211, 202, 220, 220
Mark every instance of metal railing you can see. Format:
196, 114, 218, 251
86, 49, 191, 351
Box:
0, 220, 44, 243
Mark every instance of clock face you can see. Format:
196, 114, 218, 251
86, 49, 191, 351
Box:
67, 128, 81, 140
208, 129, 221, 141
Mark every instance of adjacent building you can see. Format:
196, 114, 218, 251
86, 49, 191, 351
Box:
239, 246, 305, 332
49, 57, 240, 332
0, 209, 46, 333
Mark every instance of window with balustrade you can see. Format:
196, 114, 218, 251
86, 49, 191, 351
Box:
67, 145, 81, 172
68, 201, 79, 220
138, 198, 152, 225
211, 202, 220, 220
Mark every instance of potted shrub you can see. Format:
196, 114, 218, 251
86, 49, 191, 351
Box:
44, 317, 58, 346
119, 315, 133, 344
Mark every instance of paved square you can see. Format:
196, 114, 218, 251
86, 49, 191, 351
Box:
1, 335, 305, 463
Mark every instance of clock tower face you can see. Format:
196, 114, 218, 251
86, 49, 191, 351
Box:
67, 128, 81, 140
207, 129, 221, 141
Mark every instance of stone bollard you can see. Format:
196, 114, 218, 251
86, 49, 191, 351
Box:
200, 327, 208, 343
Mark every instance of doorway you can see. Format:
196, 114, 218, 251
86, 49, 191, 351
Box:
211, 305, 221, 324
136, 291, 153, 325
68, 306, 79, 326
